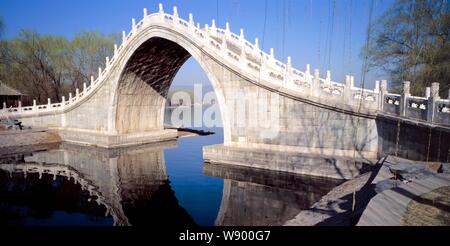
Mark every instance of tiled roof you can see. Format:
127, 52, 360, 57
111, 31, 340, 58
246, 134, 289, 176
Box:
0, 81, 23, 96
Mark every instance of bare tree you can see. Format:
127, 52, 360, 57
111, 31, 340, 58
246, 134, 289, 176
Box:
0, 30, 118, 105
364, 0, 449, 96
69, 31, 118, 90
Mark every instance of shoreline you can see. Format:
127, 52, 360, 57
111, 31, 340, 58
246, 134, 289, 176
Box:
0, 126, 214, 156
0, 129, 62, 157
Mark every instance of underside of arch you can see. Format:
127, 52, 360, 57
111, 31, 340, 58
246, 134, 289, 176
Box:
115, 37, 191, 134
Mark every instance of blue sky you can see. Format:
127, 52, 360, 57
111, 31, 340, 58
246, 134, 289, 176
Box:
0, 0, 393, 88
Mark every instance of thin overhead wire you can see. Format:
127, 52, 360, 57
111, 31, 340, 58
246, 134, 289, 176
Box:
323, 0, 331, 69
352, 0, 375, 212
259, 0, 269, 83
318, 17, 323, 63
327, 0, 336, 70
359, 0, 375, 89
216, 0, 219, 24
349, 0, 353, 74
282, 0, 287, 58
342, 0, 353, 75
261, 0, 269, 49
342, 2, 348, 75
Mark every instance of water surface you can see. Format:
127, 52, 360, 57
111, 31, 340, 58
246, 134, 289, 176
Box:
0, 126, 341, 226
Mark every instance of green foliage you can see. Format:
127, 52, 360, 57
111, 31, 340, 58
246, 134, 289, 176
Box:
0, 30, 118, 104
365, 0, 449, 96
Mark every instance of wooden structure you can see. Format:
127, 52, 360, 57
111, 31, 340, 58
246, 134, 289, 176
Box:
0, 81, 23, 108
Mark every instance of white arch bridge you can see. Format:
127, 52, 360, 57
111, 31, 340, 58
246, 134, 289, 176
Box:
1, 4, 450, 178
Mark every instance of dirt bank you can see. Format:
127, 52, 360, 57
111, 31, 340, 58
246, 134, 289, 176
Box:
0, 129, 61, 156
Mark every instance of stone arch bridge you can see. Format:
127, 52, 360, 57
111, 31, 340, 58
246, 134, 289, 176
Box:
1, 4, 449, 176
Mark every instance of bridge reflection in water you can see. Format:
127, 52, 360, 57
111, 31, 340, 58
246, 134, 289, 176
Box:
204, 163, 343, 226
0, 141, 195, 226
0, 140, 343, 226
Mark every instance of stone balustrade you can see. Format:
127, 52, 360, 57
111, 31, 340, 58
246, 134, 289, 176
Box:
0, 163, 109, 211
1, 3, 449, 126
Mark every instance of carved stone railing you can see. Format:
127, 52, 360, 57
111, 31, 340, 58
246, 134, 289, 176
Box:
381, 81, 450, 125
1, 3, 449, 126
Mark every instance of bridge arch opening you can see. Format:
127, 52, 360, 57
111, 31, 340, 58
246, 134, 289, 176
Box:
114, 36, 225, 137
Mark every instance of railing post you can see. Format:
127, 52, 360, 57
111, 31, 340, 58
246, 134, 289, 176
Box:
83, 82, 87, 92
159, 3, 165, 21
254, 38, 259, 53
105, 56, 110, 68
18, 101, 22, 113
47, 98, 51, 107
427, 82, 440, 122
374, 80, 380, 93
132, 18, 137, 33
173, 6, 179, 24
400, 81, 410, 117
345, 75, 352, 104
222, 22, 230, 52
122, 31, 126, 44
159, 3, 164, 14
91, 76, 94, 85
143, 8, 148, 20
2, 102, 5, 110
188, 13, 194, 32
325, 70, 331, 87
313, 69, 320, 97
285, 56, 292, 88
239, 28, 246, 61
211, 19, 217, 35
32, 100, 36, 110
61, 96, 65, 109
305, 64, 312, 95
448, 89, 450, 99
225, 22, 230, 37
69, 93, 72, 101
98, 67, 102, 77
114, 44, 118, 56
269, 48, 275, 62
76, 88, 80, 98
379, 80, 387, 111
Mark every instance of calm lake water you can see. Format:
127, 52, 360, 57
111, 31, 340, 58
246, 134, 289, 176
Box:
0, 108, 342, 226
